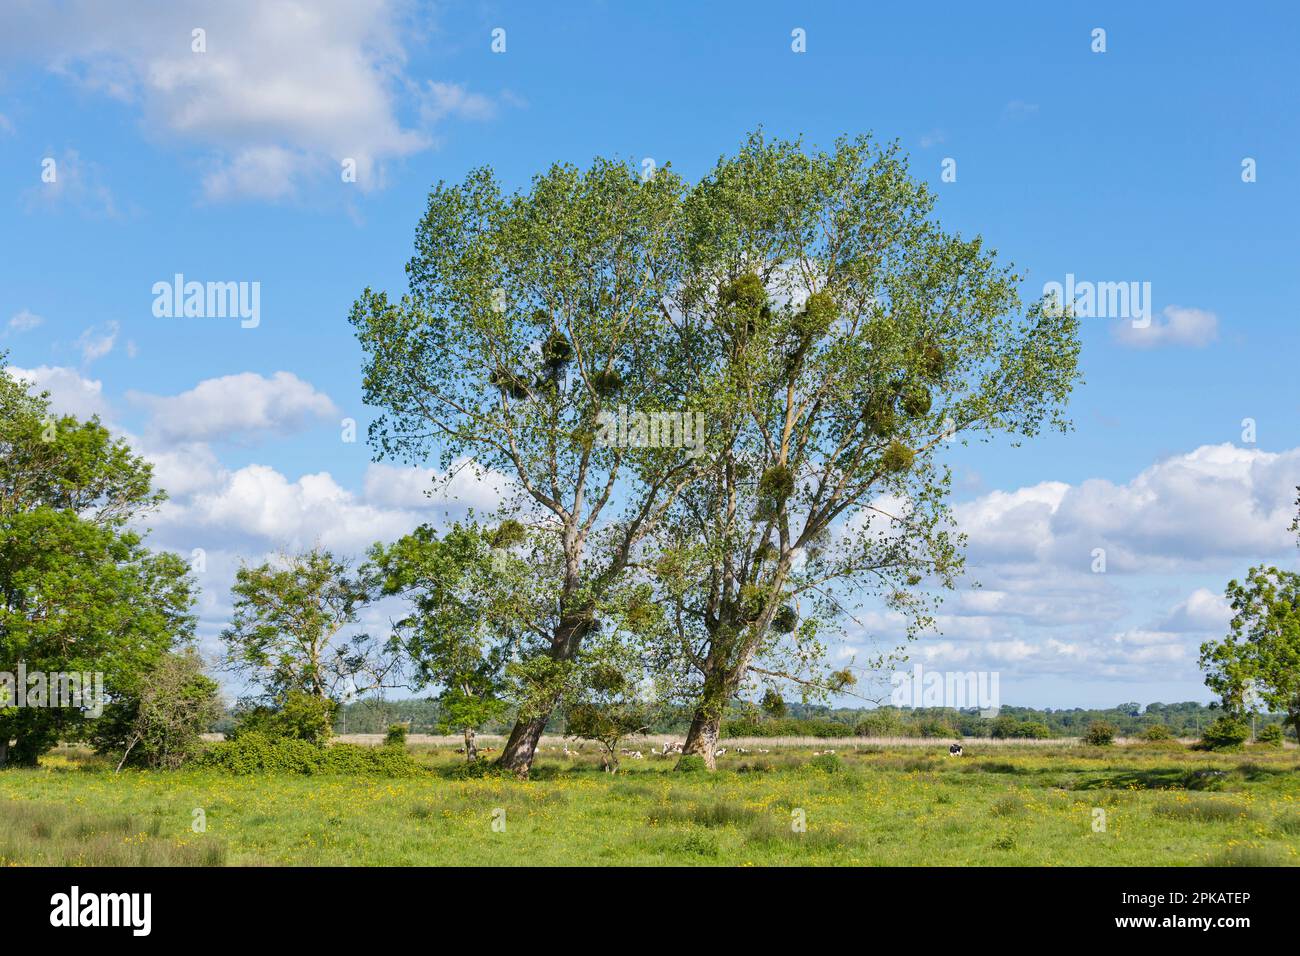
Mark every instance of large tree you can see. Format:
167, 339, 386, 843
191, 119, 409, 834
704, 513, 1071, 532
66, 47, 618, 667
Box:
651, 133, 1081, 766
0, 360, 196, 766
351, 160, 705, 774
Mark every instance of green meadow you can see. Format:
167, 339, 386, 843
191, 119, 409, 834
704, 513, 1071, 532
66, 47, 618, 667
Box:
2, 742, 1297, 867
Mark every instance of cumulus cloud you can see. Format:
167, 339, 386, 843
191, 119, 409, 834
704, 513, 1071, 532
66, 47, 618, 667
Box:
1113, 305, 1218, 349
0, 0, 506, 199
1159, 587, 1234, 633
955, 443, 1298, 573
363, 460, 515, 515
128, 371, 337, 444
5, 364, 112, 420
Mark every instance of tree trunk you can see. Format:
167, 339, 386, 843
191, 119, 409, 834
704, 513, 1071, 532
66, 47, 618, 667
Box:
681, 708, 722, 770
498, 712, 549, 777
463, 726, 477, 763
496, 613, 591, 776
0, 738, 8, 769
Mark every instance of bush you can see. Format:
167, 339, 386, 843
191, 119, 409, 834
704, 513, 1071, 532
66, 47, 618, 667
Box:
195, 733, 423, 776
675, 754, 708, 774
1082, 721, 1117, 747
807, 753, 845, 774
90, 649, 222, 770
1256, 723, 1284, 747
229, 691, 337, 745
1140, 724, 1173, 741
384, 723, 409, 748
1012, 721, 1052, 739
1199, 715, 1250, 751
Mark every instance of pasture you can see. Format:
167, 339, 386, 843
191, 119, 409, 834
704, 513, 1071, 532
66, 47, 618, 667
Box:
1, 741, 1297, 866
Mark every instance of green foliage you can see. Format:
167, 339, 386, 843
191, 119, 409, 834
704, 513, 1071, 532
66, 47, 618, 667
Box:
674, 754, 708, 774
195, 733, 422, 776
370, 522, 536, 745
384, 723, 409, 748
91, 649, 221, 769
1201, 558, 1300, 740
1082, 721, 1117, 747
760, 687, 788, 718
807, 753, 845, 773
230, 690, 337, 746
1011, 721, 1052, 739
1256, 723, 1283, 747
1199, 715, 1250, 751
1141, 723, 1174, 741
881, 441, 915, 473
221, 549, 380, 704
0, 361, 196, 766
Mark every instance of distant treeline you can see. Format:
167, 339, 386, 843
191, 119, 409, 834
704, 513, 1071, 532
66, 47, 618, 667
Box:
719, 701, 1294, 740
214, 698, 1297, 741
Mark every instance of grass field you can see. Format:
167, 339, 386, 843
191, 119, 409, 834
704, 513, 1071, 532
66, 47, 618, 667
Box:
2, 742, 1297, 866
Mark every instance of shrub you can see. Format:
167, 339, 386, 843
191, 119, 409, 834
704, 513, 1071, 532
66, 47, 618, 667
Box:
1082, 721, 1117, 747
230, 691, 337, 745
1140, 724, 1173, 741
1256, 724, 1283, 747
807, 753, 844, 774
384, 723, 409, 748
91, 649, 222, 770
1199, 715, 1250, 751
195, 733, 423, 776
675, 754, 708, 774
1012, 721, 1052, 739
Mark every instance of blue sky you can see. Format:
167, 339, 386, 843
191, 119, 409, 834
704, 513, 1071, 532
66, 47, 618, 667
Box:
2, 1, 1297, 709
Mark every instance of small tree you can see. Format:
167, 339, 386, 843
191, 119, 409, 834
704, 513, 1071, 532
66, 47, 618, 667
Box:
1201, 559, 1300, 744
1199, 714, 1250, 751
384, 722, 409, 748
1140, 723, 1173, 741
1082, 721, 1116, 747
93, 649, 222, 770
564, 662, 657, 774
221, 549, 396, 736
1257, 723, 1284, 747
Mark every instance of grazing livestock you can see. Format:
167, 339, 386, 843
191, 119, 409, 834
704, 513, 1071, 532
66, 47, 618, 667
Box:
948, 744, 963, 757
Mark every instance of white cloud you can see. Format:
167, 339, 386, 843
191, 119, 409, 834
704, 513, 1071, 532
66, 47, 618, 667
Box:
5, 364, 111, 420
201, 145, 301, 203
0, 0, 505, 199
152, 464, 436, 554
363, 460, 516, 515
129, 371, 337, 444
1113, 305, 1218, 349
4, 309, 43, 335
955, 443, 1298, 572
75, 320, 119, 364
417, 81, 497, 124
1159, 587, 1233, 633
21, 148, 118, 216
